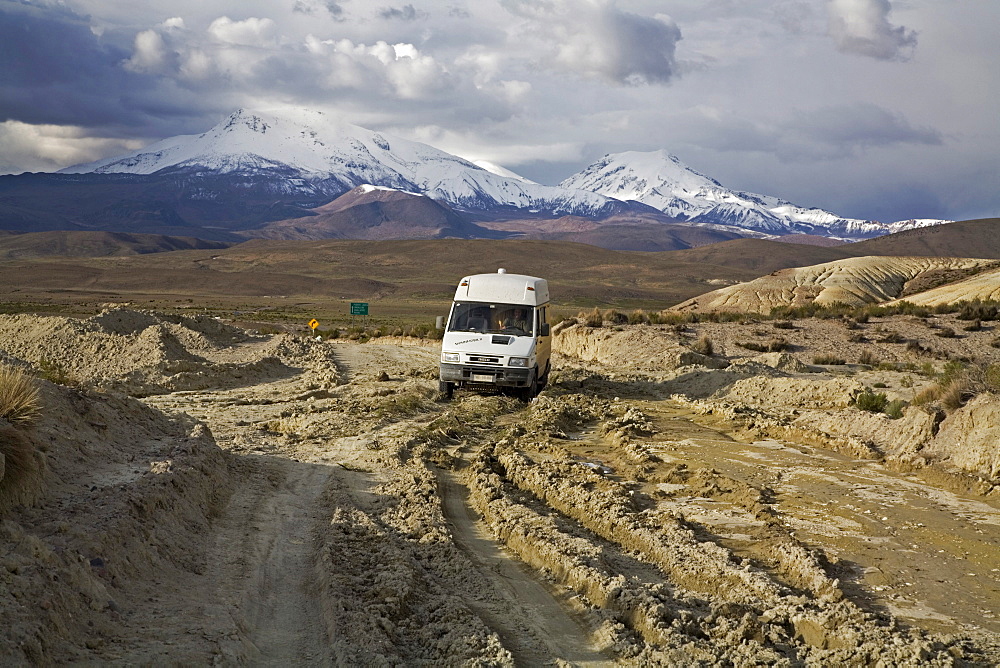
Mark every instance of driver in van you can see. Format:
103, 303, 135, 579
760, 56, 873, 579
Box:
500, 308, 530, 334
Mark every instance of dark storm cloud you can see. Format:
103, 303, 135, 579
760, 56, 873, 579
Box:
379, 4, 426, 21
501, 0, 682, 86
0, 1, 134, 126
294, 0, 346, 19
598, 9, 682, 85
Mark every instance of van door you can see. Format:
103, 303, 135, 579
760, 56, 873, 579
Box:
534, 305, 551, 381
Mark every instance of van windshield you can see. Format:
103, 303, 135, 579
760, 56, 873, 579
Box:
448, 302, 533, 336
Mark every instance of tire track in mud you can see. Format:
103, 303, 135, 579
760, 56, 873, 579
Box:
217, 459, 335, 665
437, 469, 610, 665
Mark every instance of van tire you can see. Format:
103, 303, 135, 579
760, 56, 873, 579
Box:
518, 368, 538, 402
439, 381, 454, 400
537, 362, 550, 391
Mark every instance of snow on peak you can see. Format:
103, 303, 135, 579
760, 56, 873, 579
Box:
561, 149, 915, 237
59, 108, 624, 217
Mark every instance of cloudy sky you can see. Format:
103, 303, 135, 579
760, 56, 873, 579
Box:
1, 0, 997, 223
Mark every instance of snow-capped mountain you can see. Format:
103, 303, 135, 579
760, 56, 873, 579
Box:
61, 109, 630, 218
560, 150, 949, 239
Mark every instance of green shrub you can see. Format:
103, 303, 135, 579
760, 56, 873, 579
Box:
37, 359, 74, 385
854, 389, 888, 413
628, 310, 650, 325
957, 299, 999, 321
934, 327, 957, 338
884, 399, 906, 419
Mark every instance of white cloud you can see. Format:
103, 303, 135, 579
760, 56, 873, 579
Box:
207, 16, 279, 47
827, 0, 916, 60
123, 29, 171, 73
0, 121, 146, 173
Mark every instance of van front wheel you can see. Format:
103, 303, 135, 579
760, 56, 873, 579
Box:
439, 381, 454, 400
518, 368, 538, 402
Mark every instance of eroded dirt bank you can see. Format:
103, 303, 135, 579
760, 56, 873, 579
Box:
1, 309, 999, 664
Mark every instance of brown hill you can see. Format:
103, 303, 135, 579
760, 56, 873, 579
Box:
848, 218, 1000, 258
666, 238, 854, 274
244, 186, 505, 241
673, 256, 997, 314
0, 231, 228, 259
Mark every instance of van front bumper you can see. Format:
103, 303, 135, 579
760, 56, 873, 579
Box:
440, 363, 531, 387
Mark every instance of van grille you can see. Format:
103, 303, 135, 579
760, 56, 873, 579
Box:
468, 355, 500, 364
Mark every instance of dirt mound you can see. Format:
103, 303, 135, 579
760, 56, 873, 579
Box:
1, 381, 232, 664
927, 393, 1000, 479
554, 323, 727, 372
721, 375, 864, 409
0, 309, 338, 395
673, 256, 994, 313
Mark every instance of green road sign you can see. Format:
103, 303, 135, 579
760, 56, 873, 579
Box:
350, 302, 369, 316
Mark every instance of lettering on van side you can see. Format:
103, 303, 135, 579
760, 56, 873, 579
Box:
453, 338, 482, 346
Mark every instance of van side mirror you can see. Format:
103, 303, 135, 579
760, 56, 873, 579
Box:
436, 315, 446, 330
540, 322, 550, 336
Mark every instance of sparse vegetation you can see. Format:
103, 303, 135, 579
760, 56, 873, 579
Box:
934, 327, 957, 338
884, 399, 906, 419
36, 359, 75, 386
880, 332, 906, 344
858, 350, 878, 366
0, 364, 41, 426
739, 337, 788, 353
691, 335, 714, 356
813, 354, 846, 365
854, 389, 888, 413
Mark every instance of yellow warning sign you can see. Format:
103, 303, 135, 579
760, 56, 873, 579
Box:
308, 319, 319, 330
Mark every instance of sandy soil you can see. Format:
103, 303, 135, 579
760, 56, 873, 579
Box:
2, 308, 999, 665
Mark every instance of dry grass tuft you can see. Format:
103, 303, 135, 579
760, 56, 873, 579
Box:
0, 364, 41, 425
0, 365, 43, 509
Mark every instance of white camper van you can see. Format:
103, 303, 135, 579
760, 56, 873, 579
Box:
439, 269, 551, 400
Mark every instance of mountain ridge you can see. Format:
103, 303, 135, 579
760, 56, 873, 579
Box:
0, 108, 953, 244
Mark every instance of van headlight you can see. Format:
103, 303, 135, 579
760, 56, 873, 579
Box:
443, 352, 460, 362
508, 357, 529, 367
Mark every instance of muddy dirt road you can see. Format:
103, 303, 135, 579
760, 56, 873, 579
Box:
2, 311, 999, 664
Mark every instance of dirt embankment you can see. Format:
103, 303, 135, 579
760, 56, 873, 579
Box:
2, 309, 999, 664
